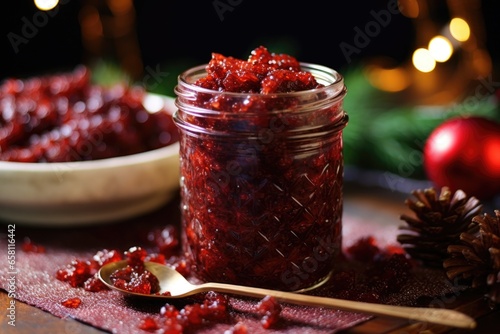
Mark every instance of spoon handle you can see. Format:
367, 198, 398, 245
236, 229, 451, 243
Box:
198, 282, 476, 329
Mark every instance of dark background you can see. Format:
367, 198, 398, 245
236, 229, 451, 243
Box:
1, 0, 499, 84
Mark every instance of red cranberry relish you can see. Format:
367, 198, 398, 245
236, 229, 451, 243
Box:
55, 248, 123, 291
109, 246, 162, 295
0, 66, 179, 162
61, 297, 82, 309
176, 46, 345, 290
196, 46, 322, 94
22, 237, 46, 253
50, 228, 412, 332
139, 291, 232, 333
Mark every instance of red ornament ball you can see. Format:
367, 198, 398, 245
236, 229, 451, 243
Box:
423, 116, 500, 200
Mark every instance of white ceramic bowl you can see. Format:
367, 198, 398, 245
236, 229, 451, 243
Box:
0, 95, 180, 226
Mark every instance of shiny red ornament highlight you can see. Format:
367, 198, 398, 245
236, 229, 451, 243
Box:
423, 116, 500, 199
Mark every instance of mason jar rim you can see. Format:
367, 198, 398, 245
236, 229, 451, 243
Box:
176, 62, 345, 98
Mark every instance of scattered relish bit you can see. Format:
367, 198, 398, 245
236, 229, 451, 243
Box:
256, 295, 282, 329
61, 297, 82, 309
138, 316, 159, 332
53, 228, 417, 331
21, 237, 46, 253
56, 259, 92, 288
346, 236, 409, 264
160, 303, 179, 318
224, 322, 248, 334
142, 292, 229, 333
345, 236, 381, 262
55, 248, 123, 291
92, 249, 123, 267
83, 273, 109, 292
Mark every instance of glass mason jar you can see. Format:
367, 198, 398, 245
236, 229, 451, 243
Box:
173, 63, 348, 291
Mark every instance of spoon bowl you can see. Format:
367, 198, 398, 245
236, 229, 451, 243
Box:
99, 260, 196, 298
98, 260, 476, 329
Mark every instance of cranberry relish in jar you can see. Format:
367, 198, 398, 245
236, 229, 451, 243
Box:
174, 46, 348, 291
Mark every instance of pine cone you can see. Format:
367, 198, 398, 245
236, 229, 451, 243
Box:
397, 187, 482, 268
444, 210, 500, 305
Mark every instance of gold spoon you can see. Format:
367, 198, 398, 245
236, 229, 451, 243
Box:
98, 260, 476, 329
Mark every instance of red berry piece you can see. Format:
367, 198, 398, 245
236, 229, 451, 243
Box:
178, 304, 205, 327
21, 237, 46, 253
56, 259, 92, 288
125, 246, 148, 272
84, 273, 109, 292
167, 256, 191, 277
248, 45, 273, 66
201, 291, 229, 322
260, 69, 320, 94
256, 295, 282, 329
93, 249, 123, 266
198, 46, 319, 95
129, 270, 161, 294
145, 253, 166, 264
138, 316, 159, 332
148, 226, 180, 257
346, 236, 381, 262
160, 303, 179, 318
61, 297, 82, 309
224, 322, 248, 334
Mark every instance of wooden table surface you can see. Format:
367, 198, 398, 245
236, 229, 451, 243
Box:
1, 184, 499, 333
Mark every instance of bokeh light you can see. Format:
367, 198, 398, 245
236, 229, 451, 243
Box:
34, 0, 59, 11
398, 0, 419, 18
428, 36, 453, 62
412, 48, 436, 73
365, 66, 410, 92
449, 18, 470, 42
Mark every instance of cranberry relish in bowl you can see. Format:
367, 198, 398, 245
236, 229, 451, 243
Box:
174, 46, 348, 291
0, 67, 180, 225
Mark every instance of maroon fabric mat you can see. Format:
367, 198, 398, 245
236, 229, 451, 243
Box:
0, 196, 459, 334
